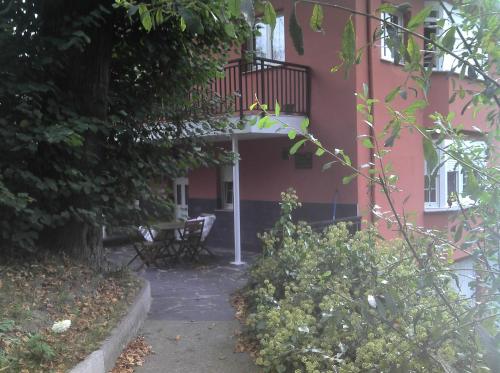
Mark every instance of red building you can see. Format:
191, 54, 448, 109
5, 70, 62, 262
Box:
178, 0, 488, 262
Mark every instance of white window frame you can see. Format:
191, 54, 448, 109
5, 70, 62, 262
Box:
424, 1, 459, 71
424, 139, 486, 211
255, 14, 285, 61
380, 11, 404, 63
423, 1, 484, 79
424, 160, 440, 209
220, 165, 233, 210
423, 3, 445, 70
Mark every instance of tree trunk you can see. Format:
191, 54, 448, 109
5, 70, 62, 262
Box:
38, 0, 114, 269
42, 222, 104, 269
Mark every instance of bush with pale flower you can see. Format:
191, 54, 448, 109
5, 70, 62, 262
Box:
51, 320, 71, 333
244, 190, 475, 373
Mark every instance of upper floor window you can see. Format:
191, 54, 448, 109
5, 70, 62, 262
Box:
424, 139, 486, 210
423, 7, 442, 69
255, 14, 285, 61
380, 11, 405, 64
423, 1, 485, 78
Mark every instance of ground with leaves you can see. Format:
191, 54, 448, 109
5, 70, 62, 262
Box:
0, 257, 141, 372
110, 336, 152, 373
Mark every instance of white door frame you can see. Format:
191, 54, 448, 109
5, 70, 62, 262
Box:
174, 177, 189, 220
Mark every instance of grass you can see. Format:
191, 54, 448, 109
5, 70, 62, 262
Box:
0, 256, 142, 373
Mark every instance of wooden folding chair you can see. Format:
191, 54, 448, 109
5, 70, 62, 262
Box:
177, 219, 205, 260
128, 225, 165, 267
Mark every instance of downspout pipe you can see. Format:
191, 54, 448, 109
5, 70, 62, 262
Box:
366, 0, 376, 224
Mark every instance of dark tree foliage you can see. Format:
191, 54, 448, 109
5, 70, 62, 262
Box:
0, 0, 248, 266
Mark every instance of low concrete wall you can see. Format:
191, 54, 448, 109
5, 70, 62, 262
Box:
69, 280, 151, 373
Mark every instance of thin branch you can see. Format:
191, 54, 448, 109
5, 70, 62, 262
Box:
371, 125, 460, 320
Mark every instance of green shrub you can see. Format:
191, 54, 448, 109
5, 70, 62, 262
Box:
244, 190, 480, 373
24, 333, 55, 364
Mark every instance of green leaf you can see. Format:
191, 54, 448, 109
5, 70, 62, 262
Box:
224, 23, 236, 37
249, 102, 258, 110
275, 101, 280, 116
228, 0, 241, 17
361, 137, 374, 149
72, 31, 91, 44
342, 173, 357, 184
341, 152, 352, 166
384, 121, 401, 147
407, 6, 433, 30
412, 76, 430, 98
288, 130, 297, 139
385, 86, 401, 103
139, 5, 152, 32
127, 4, 139, 17
423, 137, 438, 172
309, 4, 324, 32
263, 2, 276, 32
154, 9, 164, 25
289, 7, 304, 55
290, 139, 307, 155
257, 116, 276, 128
315, 147, 325, 156
378, 4, 398, 14
340, 18, 356, 74
405, 99, 427, 114
406, 36, 420, 66
441, 26, 456, 50
300, 118, 310, 132
387, 174, 398, 185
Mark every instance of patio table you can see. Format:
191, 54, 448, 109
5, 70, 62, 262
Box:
150, 220, 185, 264
129, 220, 185, 267
154, 221, 185, 232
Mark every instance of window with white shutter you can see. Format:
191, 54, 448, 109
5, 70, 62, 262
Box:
424, 139, 486, 210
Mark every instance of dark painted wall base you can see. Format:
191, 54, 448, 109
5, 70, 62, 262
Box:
189, 198, 357, 251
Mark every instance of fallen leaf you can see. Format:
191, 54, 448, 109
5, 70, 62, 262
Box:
109, 336, 152, 373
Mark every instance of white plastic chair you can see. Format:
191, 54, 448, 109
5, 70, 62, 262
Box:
197, 214, 216, 255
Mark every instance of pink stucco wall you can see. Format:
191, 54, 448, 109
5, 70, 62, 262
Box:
424, 73, 490, 131
351, 0, 426, 236
188, 166, 218, 199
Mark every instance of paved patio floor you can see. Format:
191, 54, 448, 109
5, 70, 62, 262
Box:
107, 246, 259, 373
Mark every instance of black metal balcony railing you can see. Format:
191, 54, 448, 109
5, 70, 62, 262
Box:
209, 57, 310, 119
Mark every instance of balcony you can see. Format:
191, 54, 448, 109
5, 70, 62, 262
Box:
209, 57, 311, 119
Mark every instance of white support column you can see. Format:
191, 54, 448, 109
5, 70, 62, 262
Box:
231, 135, 244, 265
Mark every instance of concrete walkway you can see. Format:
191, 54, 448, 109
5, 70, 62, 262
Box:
108, 246, 259, 373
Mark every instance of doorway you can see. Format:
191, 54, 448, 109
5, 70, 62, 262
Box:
174, 177, 189, 220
